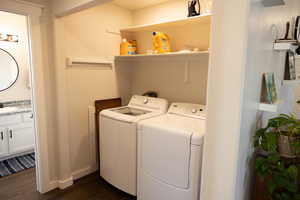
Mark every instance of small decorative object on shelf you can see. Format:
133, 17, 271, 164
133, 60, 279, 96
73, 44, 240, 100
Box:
283, 52, 300, 82
253, 114, 300, 200
273, 18, 300, 51
261, 73, 277, 105
188, 0, 201, 17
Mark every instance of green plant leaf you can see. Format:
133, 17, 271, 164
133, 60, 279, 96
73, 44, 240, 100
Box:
286, 165, 298, 179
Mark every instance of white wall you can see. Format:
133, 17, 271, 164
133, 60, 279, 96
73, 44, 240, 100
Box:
200, 0, 250, 199
130, 56, 209, 104
55, 2, 132, 176
132, 0, 211, 25
237, 1, 300, 200
11, 0, 60, 185
202, 1, 300, 200
0, 11, 31, 102
52, 0, 211, 185
128, 0, 210, 104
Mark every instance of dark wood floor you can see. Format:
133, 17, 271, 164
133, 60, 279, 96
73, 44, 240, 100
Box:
0, 168, 136, 200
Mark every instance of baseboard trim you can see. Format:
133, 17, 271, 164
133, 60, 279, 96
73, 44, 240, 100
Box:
58, 177, 73, 189
45, 180, 59, 192
45, 166, 98, 192
72, 165, 98, 181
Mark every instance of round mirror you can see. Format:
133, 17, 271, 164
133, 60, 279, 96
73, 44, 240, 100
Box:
0, 48, 19, 92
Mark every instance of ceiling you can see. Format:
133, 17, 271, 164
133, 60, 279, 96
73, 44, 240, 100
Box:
113, 0, 176, 10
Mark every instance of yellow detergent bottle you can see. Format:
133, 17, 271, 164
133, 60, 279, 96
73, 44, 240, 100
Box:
152, 32, 171, 54
120, 39, 137, 55
130, 40, 138, 55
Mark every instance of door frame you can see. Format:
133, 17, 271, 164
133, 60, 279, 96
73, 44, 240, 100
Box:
0, 0, 52, 193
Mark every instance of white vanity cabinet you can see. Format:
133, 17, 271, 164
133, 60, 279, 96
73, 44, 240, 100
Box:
0, 112, 34, 160
8, 123, 35, 154
0, 127, 9, 157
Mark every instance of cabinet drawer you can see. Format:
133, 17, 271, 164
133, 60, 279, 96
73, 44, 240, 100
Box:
0, 114, 22, 126
23, 112, 34, 122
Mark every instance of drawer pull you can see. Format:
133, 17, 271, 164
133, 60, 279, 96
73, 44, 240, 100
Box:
30, 114, 34, 119
0, 132, 3, 140
9, 130, 12, 139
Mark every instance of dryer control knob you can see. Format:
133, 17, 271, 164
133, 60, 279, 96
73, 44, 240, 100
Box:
144, 99, 149, 104
192, 109, 197, 114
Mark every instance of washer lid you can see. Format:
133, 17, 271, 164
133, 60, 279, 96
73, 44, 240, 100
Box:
113, 107, 151, 116
138, 114, 205, 145
101, 107, 165, 123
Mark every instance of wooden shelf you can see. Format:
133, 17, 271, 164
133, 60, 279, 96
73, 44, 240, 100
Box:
120, 14, 211, 33
115, 51, 209, 61
259, 101, 282, 112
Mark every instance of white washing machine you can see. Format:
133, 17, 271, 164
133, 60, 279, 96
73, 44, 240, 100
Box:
137, 103, 206, 200
99, 95, 168, 196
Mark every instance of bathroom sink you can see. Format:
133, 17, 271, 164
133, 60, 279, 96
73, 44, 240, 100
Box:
0, 107, 19, 114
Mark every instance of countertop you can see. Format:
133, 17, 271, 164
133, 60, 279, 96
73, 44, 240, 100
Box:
0, 105, 32, 116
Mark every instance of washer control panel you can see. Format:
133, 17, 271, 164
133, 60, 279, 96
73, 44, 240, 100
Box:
128, 95, 168, 112
168, 103, 206, 119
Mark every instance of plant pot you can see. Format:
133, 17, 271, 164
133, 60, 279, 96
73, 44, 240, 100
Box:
278, 135, 297, 158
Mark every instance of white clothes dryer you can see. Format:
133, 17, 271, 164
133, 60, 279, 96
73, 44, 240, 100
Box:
137, 103, 206, 200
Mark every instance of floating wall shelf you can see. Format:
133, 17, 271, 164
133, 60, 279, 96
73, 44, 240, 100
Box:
282, 80, 300, 86
273, 42, 297, 51
120, 14, 211, 33
115, 51, 209, 61
259, 101, 282, 113
262, 0, 285, 7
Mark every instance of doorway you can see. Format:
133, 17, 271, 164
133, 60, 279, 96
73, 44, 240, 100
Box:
0, 10, 43, 196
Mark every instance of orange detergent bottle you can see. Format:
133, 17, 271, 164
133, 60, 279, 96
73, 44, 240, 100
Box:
120, 39, 137, 55
152, 32, 171, 54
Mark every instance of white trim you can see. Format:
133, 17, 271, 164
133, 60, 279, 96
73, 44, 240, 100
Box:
0, 0, 42, 16
13, 0, 45, 9
53, 0, 111, 17
72, 166, 98, 181
53, 18, 73, 188
0, 0, 51, 194
88, 106, 98, 172
46, 180, 59, 192
46, 165, 98, 192
58, 177, 74, 189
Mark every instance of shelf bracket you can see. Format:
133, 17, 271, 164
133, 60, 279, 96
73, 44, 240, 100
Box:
184, 61, 190, 83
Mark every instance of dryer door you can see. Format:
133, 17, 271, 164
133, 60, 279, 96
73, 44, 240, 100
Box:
140, 125, 191, 189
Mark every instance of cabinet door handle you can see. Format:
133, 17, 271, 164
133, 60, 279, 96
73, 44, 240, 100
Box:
9, 130, 12, 139
0, 132, 3, 140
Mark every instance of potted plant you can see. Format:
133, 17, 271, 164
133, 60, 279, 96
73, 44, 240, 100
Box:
255, 114, 300, 158
254, 114, 300, 199
255, 154, 300, 200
